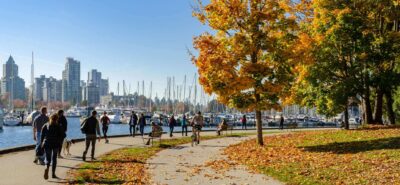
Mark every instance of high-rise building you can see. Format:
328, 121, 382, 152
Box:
34, 75, 62, 102
62, 57, 81, 104
88, 69, 101, 86
34, 75, 46, 101
83, 69, 109, 106
86, 82, 100, 106
0, 56, 26, 101
43, 77, 62, 102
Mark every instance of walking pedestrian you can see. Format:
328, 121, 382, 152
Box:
100, 111, 110, 143
57, 110, 67, 158
33, 106, 49, 165
138, 113, 146, 136
191, 111, 204, 144
81, 111, 101, 161
129, 111, 138, 137
169, 115, 176, 137
280, 115, 284, 130
241, 115, 247, 130
41, 113, 63, 179
182, 114, 188, 136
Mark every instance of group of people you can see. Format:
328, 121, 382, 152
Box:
31, 109, 210, 180
32, 107, 103, 180
128, 111, 147, 136
32, 107, 68, 180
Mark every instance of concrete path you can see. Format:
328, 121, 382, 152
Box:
0, 130, 258, 185
0, 128, 333, 185
147, 135, 283, 185
0, 135, 145, 185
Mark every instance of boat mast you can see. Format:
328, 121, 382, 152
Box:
31, 52, 35, 112
193, 73, 197, 113
9, 56, 14, 111
149, 81, 152, 112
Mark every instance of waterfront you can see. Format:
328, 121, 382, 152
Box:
0, 117, 209, 150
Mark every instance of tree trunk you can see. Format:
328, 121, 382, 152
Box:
385, 90, 396, 125
373, 88, 384, 124
363, 87, 373, 124
255, 109, 263, 145
344, 105, 349, 130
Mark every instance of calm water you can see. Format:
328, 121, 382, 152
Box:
0, 117, 214, 150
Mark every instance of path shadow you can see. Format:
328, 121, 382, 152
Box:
107, 143, 135, 147
199, 144, 225, 148
302, 137, 400, 154
58, 165, 101, 170
167, 146, 188, 150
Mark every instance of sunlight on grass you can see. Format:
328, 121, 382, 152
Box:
225, 128, 400, 185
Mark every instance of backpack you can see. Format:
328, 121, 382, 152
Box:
80, 118, 89, 134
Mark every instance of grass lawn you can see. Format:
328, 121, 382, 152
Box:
225, 127, 400, 185
68, 132, 260, 185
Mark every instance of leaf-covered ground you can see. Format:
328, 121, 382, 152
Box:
225, 127, 400, 185
68, 132, 256, 185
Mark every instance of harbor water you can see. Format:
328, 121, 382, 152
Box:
0, 117, 209, 150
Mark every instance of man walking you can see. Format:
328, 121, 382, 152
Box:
182, 114, 188, 136
33, 107, 49, 165
57, 110, 68, 158
81, 111, 101, 161
129, 111, 138, 137
280, 115, 284, 130
100, 111, 110, 143
138, 113, 146, 136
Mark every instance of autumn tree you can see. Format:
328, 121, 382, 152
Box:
366, 0, 400, 124
192, 0, 297, 145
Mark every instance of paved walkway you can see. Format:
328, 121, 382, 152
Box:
0, 128, 333, 185
0, 130, 258, 185
147, 135, 283, 185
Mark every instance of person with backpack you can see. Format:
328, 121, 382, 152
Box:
169, 115, 176, 137
33, 106, 49, 165
40, 113, 63, 179
100, 111, 110, 143
129, 111, 138, 137
81, 111, 101, 161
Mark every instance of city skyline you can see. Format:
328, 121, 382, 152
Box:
0, 0, 208, 97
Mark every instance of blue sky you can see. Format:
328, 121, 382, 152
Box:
0, 0, 208, 98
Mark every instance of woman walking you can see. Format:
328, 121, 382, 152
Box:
40, 113, 63, 180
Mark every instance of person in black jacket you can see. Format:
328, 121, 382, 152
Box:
138, 113, 146, 136
82, 111, 102, 161
57, 110, 67, 158
169, 115, 176, 137
129, 111, 138, 137
41, 113, 63, 180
